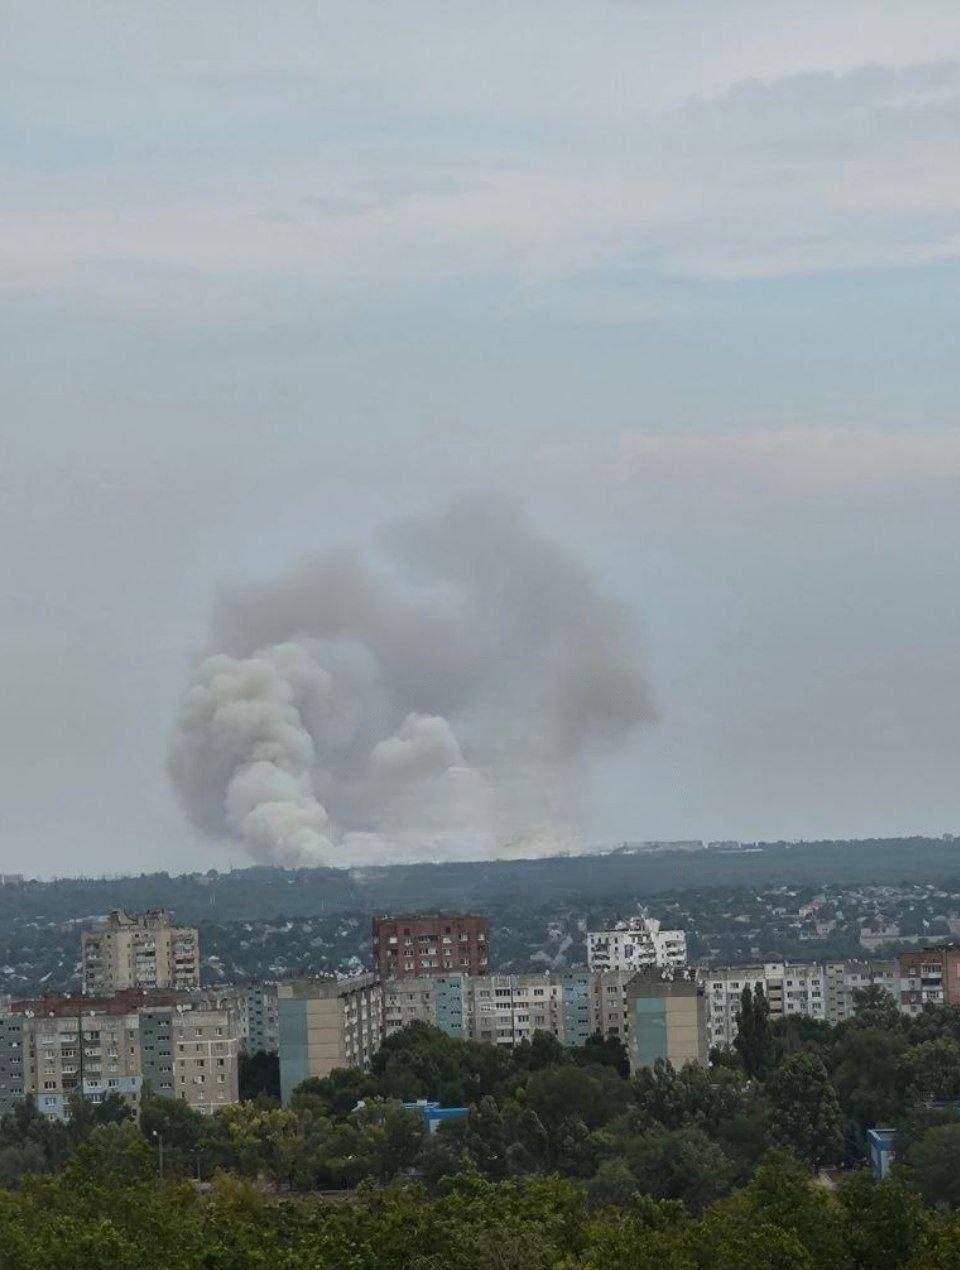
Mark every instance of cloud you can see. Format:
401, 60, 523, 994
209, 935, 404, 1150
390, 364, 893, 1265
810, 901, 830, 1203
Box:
4, 20, 960, 319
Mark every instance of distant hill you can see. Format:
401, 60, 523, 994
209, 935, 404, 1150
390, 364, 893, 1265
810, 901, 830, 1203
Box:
1, 836, 958, 927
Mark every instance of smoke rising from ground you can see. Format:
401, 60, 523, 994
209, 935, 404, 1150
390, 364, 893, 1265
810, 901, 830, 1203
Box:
168, 497, 655, 866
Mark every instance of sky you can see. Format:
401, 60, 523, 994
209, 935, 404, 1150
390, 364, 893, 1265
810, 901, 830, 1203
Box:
2, 1, 960, 876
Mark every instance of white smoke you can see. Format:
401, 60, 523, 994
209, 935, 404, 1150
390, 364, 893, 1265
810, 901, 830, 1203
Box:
168, 497, 655, 866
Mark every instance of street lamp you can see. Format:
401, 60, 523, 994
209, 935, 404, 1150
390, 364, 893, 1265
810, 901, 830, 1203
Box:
151, 1129, 164, 1183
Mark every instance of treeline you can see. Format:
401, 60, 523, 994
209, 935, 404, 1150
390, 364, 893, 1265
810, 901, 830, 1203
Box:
0, 1131, 959, 1267
6, 837, 960, 926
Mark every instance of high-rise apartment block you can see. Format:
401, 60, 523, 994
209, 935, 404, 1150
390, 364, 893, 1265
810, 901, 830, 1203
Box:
372, 914, 488, 980
0, 991, 239, 1121
236, 983, 279, 1053
900, 946, 960, 1012
626, 969, 709, 1071
382, 969, 637, 1049
587, 917, 687, 973
705, 960, 900, 1050
277, 975, 382, 1104
82, 910, 200, 995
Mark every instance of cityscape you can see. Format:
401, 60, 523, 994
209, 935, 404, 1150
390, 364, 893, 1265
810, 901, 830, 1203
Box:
5, 0, 960, 1264
1, 893, 957, 1122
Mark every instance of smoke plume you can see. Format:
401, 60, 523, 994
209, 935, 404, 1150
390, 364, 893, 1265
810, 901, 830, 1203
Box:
168, 497, 655, 866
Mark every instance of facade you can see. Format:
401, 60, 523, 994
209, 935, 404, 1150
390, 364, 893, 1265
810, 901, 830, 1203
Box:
587, 918, 687, 974
705, 960, 900, 1049
0, 1015, 25, 1116
590, 969, 634, 1042
82, 910, 200, 995
278, 975, 382, 1104
626, 969, 709, 1071
166, 1007, 240, 1115
2, 991, 239, 1120
372, 915, 488, 980
209, 983, 279, 1053
900, 946, 960, 1013
826, 959, 900, 1024
382, 968, 637, 1048
466, 973, 566, 1046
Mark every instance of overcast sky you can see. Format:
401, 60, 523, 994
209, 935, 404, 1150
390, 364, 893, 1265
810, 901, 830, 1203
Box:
3, 1, 960, 876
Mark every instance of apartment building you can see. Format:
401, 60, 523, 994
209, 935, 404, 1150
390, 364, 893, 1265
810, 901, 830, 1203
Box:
382, 968, 636, 1048
383, 977, 443, 1037
372, 915, 488, 980
590, 969, 634, 1042
2, 991, 239, 1120
208, 983, 279, 1054
626, 969, 709, 1071
166, 1008, 240, 1114
704, 960, 900, 1049
900, 946, 960, 1013
277, 975, 382, 1104
82, 910, 200, 995
587, 917, 687, 974
826, 960, 900, 1024
467, 973, 566, 1046
0, 1015, 24, 1116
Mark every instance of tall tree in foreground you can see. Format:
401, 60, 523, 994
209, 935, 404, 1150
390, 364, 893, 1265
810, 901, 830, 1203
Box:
765, 1052, 844, 1170
734, 985, 775, 1079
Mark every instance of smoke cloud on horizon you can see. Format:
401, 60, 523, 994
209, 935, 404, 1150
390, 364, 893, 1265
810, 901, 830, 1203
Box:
167, 497, 655, 867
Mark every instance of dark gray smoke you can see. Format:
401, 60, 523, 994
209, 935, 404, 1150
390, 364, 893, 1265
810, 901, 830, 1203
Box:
167, 497, 655, 866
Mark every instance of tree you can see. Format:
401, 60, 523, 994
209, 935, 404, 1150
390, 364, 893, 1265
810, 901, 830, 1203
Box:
239, 1049, 281, 1101
576, 1032, 630, 1079
830, 1027, 909, 1131
735, 985, 775, 1079
765, 1052, 843, 1169
904, 1122, 960, 1208
731, 1151, 851, 1269
291, 1065, 378, 1118
838, 1169, 930, 1268
512, 1031, 568, 1072
461, 1096, 512, 1181
372, 1103, 424, 1182
900, 1037, 960, 1104
622, 1124, 736, 1213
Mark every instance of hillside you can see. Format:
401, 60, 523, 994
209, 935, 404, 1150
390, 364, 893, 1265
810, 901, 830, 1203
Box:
2, 836, 958, 927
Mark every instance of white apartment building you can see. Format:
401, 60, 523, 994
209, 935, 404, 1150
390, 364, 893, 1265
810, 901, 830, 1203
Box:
705, 960, 899, 1050
82, 910, 200, 995
587, 917, 687, 973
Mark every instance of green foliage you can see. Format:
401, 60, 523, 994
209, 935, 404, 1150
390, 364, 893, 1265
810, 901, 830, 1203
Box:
903, 1122, 960, 1209
829, 1027, 910, 1133
734, 985, 776, 1079
765, 1053, 844, 1169
900, 1036, 960, 1104
619, 1123, 735, 1213
238, 1049, 281, 1102
837, 1169, 930, 1268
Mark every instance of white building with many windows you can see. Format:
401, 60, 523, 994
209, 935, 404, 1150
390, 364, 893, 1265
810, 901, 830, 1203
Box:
587, 917, 687, 973
704, 960, 899, 1050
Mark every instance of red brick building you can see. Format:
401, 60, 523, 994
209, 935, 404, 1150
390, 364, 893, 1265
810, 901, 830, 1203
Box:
372, 915, 488, 980
900, 945, 960, 1012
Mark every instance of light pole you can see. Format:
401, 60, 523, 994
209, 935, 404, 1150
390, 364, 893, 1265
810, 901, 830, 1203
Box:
152, 1130, 164, 1183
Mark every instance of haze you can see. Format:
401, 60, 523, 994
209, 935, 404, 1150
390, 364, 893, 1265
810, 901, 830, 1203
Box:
2, 2, 960, 875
